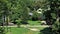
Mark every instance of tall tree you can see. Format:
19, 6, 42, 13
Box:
44, 0, 60, 34
9, 0, 29, 24
0, 0, 12, 34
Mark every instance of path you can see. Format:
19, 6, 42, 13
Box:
0, 25, 50, 27
20, 25, 50, 27
0, 25, 50, 31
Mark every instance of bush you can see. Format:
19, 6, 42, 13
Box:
32, 17, 38, 21
16, 19, 21, 28
52, 21, 60, 34
32, 11, 40, 21
21, 20, 28, 24
0, 27, 5, 34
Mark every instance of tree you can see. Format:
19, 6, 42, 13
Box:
49, 0, 60, 34
44, 0, 60, 34
9, 0, 30, 24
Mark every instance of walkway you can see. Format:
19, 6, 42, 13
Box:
0, 25, 50, 31
0, 25, 50, 27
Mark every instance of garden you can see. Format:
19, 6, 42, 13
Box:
0, 0, 60, 34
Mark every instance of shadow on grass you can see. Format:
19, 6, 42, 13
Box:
40, 27, 53, 34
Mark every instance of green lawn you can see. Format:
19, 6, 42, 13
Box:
6, 27, 39, 34
28, 20, 41, 25
5, 20, 51, 34
6, 26, 51, 34
0, 26, 51, 34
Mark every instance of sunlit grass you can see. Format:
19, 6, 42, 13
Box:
6, 27, 40, 34
28, 20, 41, 25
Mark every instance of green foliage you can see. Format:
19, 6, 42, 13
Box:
0, 27, 5, 34
6, 27, 40, 34
28, 20, 41, 25
52, 21, 60, 34
33, 11, 40, 18
51, 13, 56, 19
48, 0, 60, 34
16, 19, 21, 28
16, 19, 21, 25
9, 0, 29, 23
42, 0, 60, 33
0, 0, 10, 34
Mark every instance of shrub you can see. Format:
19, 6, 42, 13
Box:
16, 19, 22, 28
52, 21, 60, 34
0, 27, 5, 34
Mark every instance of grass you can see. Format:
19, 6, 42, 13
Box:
5, 27, 47, 34
6, 27, 39, 34
5, 25, 49, 34
28, 20, 41, 25
0, 25, 51, 34
0, 26, 51, 34
2, 20, 51, 34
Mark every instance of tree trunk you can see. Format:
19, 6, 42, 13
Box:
2, 15, 6, 27
6, 16, 10, 32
